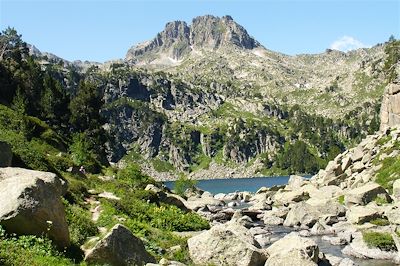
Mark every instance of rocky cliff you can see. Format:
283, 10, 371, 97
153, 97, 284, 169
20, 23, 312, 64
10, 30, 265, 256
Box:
380, 83, 400, 130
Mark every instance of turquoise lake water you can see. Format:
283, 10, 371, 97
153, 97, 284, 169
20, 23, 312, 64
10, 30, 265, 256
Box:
164, 176, 293, 194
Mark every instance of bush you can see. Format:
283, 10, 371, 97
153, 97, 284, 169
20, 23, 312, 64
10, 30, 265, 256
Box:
369, 218, 390, 226
63, 200, 98, 246
0, 226, 73, 266
117, 163, 154, 189
362, 231, 397, 251
174, 175, 197, 197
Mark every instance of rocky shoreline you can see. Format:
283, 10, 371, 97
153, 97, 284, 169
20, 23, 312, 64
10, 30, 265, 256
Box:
145, 126, 400, 265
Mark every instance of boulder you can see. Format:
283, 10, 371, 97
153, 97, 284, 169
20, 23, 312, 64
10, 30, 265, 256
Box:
284, 201, 345, 228
0, 141, 12, 167
266, 232, 319, 264
342, 231, 398, 260
0, 167, 69, 248
345, 182, 391, 206
273, 190, 310, 206
285, 175, 305, 190
386, 207, 400, 224
346, 205, 382, 224
263, 215, 284, 226
85, 224, 156, 266
341, 156, 352, 173
187, 222, 267, 266
351, 146, 364, 162
185, 196, 223, 211
266, 249, 317, 266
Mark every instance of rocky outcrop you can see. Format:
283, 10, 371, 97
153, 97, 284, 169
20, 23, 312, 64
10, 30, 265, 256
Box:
126, 15, 260, 62
85, 224, 156, 266
0, 167, 69, 248
187, 222, 267, 266
380, 83, 400, 130
0, 141, 12, 167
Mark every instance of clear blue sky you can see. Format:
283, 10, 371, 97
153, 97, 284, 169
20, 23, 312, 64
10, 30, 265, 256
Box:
1, 0, 399, 62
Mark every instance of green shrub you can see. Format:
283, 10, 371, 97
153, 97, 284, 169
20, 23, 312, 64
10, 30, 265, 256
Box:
117, 163, 155, 189
0, 226, 74, 266
369, 218, 390, 226
63, 200, 98, 246
362, 231, 397, 251
174, 175, 197, 197
152, 158, 175, 172
338, 195, 345, 205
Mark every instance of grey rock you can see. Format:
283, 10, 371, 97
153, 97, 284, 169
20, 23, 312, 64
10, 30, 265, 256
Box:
346, 205, 382, 224
85, 224, 156, 266
345, 182, 391, 206
187, 222, 267, 266
0, 167, 70, 248
266, 232, 319, 264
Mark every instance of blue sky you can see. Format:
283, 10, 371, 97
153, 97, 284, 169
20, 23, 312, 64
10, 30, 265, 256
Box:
1, 0, 399, 62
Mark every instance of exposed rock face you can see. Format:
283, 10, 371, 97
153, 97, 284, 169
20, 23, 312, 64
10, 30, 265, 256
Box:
187, 222, 267, 266
380, 83, 400, 130
126, 15, 260, 61
85, 224, 156, 266
0, 167, 69, 248
0, 141, 12, 167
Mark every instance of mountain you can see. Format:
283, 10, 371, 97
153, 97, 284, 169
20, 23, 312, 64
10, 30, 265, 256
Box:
126, 15, 260, 63
2, 15, 398, 181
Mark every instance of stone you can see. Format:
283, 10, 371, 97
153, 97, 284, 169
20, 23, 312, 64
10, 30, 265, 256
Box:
285, 175, 305, 190
98, 191, 121, 200
352, 161, 365, 173
342, 231, 398, 260
214, 193, 227, 200
266, 232, 319, 263
266, 249, 318, 266
185, 196, 223, 211
273, 190, 310, 206
0, 141, 12, 167
284, 201, 345, 228
263, 215, 284, 225
351, 146, 364, 162
341, 156, 352, 172
162, 193, 190, 212
386, 207, 400, 224
345, 182, 391, 206
346, 205, 382, 224
249, 199, 272, 211
0, 167, 70, 248
85, 224, 156, 266
393, 179, 400, 199
187, 223, 267, 266
145, 184, 162, 193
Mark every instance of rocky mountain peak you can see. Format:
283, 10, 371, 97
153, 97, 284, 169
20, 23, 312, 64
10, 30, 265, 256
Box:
190, 15, 260, 50
126, 15, 260, 62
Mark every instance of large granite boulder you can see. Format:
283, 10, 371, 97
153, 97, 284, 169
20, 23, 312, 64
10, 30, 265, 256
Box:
284, 200, 345, 228
345, 182, 391, 206
85, 224, 156, 266
0, 141, 12, 167
187, 222, 267, 266
0, 167, 70, 248
266, 232, 319, 265
346, 205, 382, 224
